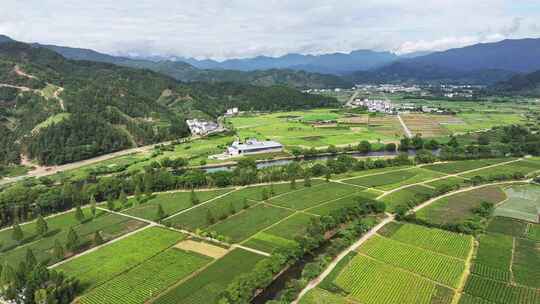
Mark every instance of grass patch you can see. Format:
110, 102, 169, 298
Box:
423, 159, 512, 174
486, 217, 528, 237
343, 168, 446, 191
495, 184, 540, 223
380, 185, 437, 212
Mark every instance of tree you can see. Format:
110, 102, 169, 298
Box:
26, 248, 37, 268
0, 262, 16, 287
93, 231, 104, 246
53, 239, 64, 260
107, 196, 115, 211
304, 174, 312, 187
385, 142, 397, 152
206, 209, 215, 225
290, 178, 297, 190
156, 204, 165, 220
66, 228, 80, 252
325, 171, 331, 182
11, 223, 23, 244
90, 195, 97, 217
357, 140, 372, 153
119, 189, 128, 208
75, 206, 85, 223
261, 188, 269, 201
228, 202, 236, 216
269, 183, 275, 196
134, 184, 143, 203
411, 133, 424, 150
190, 189, 200, 205
242, 198, 249, 209
399, 136, 411, 151
36, 215, 48, 237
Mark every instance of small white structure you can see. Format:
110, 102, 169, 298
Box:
227, 139, 283, 156
225, 107, 239, 116
186, 119, 219, 135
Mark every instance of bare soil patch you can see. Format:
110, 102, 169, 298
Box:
175, 239, 229, 258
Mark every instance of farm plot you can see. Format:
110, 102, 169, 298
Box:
423, 159, 512, 175
229, 110, 396, 148
165, 182, 318, 230
208, 204, 293, 243
0, 208, 146, 266
122, 188, 233, 221
298, 288, 349, 304
460, 160, 540, 179
512, 239, 540, 288
153, 248, 266, 304
343, 167, 447, 191
486, 217, 528, 237
57, 227, 183, 291
78, 248, 211, 304
445, 113, 524, 133
527, 224, 540, 241
307, 190, 379, 216
333, 165, 412, 180
495, 184, 540, 223
425, 176, 469, 189
475, 233, 513, 271
242, 231, 298, 253
380, 184, 437, 211
268, 182, 358, 210
262, 212, 316, 240
416, 186, 506, 225
335, 254, 453, 304
358, 235, 466, 287
367, 114, 405, 138
463, 275, 539, 304
401, 114, 453, 137
380, 222, 472, 259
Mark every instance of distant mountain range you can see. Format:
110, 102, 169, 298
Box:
492, 69, 540, 95
2, 34, 540, 86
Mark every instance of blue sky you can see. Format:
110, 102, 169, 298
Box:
2, 0, 539, 60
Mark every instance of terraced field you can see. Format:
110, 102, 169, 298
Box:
268, 182, 358, 210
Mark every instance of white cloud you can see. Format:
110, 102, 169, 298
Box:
1, 0, 539, 59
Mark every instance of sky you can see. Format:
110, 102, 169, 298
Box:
1, 0, 539, 60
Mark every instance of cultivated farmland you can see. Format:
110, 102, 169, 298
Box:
152, 248, 266, 304
343, 167, 447, 191
57, 227, 183, 291
495, 184, 540, 223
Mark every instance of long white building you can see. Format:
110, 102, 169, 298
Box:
227, 139, 283, 156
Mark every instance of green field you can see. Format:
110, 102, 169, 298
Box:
78, 248, 212, 304
209, 204, 293, 242
229, 110, 399, 148
307, 190, 379, 215
57, 227, 183, 291
343, 167, 447, 191
335, 254, 453, 304
268, 182, 358, 210
164, 182, 317, 230
495, 184, 540, 223
380, 185, 437, 211
513, 238, 540, 288
262, 212, 316, 240
486, 217, 528, 237
380, 222, 472, 259
298, 288, 349, 304
0, 208, 146, 266
463, 275, 539, 304
460, 159, 540, 179
121, 189, 232, 221
242, 231, 298, 253
359, 235, 466, 287
153, 248, 266, 304
416, 186, 506, 225
423, 159, 513, 174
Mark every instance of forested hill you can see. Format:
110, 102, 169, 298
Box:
492, 70, 540, 96
0, 42, 338, 166
36, 42, 351, 89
